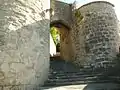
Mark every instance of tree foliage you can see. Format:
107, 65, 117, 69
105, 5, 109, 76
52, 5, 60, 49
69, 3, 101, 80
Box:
50, 27, 60, 45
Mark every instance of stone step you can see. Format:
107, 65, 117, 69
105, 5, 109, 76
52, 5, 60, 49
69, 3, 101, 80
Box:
50, 68, 93, 71
44, 72, 120, 87
48, 74, 103, 79
46, 76, 120, 83
44, 79, 117, 87
47, 77, 99, 83
49, 71, 99, 76
43, 59, 120, 87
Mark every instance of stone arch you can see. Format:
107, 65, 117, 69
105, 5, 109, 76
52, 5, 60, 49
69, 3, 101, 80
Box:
50, 20, 71, 30
50, 20, 74, 61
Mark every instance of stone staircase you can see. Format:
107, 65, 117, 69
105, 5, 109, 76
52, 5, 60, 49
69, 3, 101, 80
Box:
42, 58, 120, 88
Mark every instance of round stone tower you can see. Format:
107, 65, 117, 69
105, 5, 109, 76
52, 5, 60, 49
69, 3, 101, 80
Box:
73, 1, 119, 67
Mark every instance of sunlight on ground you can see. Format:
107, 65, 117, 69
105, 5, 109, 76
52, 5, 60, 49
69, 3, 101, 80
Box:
44, 85, 87, 90
43, 83, 120, 90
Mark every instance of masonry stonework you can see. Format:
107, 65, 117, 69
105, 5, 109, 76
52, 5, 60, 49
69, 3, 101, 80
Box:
0, 0, 120, 89
0, 0, 49, 89
51, 1, 120, 68
72, 1, 119, 67
51, 0, 72, 29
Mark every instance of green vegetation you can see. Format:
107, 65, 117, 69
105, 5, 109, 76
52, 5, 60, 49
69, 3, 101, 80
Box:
75, 10, 83, 22
51, 0, 55, 9
50, 27, 60, 45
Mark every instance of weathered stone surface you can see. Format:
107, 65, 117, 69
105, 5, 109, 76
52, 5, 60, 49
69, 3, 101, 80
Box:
0, 0, 120, 89
51, 1, 120, 69
51, 0, 72, 28
71, 1, 119, 67
0, 0, 50, 89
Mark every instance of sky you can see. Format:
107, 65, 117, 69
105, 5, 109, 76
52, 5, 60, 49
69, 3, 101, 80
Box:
58, 0, 120, 20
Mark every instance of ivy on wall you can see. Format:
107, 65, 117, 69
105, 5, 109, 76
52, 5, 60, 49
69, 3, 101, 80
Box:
75, 10, 83, 22
51, 0, 55, 9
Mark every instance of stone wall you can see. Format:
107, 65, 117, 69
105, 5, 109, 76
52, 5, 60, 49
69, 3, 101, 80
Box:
51, 0, 72, 28
72, 1, 119, 67
51, 1, 120, 67
51, 1, 74, 61
0, 0, 50, 89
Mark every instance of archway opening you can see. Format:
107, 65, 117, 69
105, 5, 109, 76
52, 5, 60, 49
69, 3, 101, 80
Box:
49, 22, 79, 73
50, 22, 71, 61
50, 26, 60, 57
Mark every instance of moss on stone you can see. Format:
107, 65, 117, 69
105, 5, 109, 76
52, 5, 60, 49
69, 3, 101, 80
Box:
74, 10, 83, 22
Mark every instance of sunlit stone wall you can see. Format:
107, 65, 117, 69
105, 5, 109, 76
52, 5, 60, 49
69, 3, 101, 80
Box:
0, 0, 50, 89
72, 1, 119, 67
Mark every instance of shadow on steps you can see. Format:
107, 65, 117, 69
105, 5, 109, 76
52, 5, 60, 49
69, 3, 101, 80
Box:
50, 57, 80, 72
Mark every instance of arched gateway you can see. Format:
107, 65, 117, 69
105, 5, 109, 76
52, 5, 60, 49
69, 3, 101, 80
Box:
50, 0, 119, 67
0, 0, 120, 89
